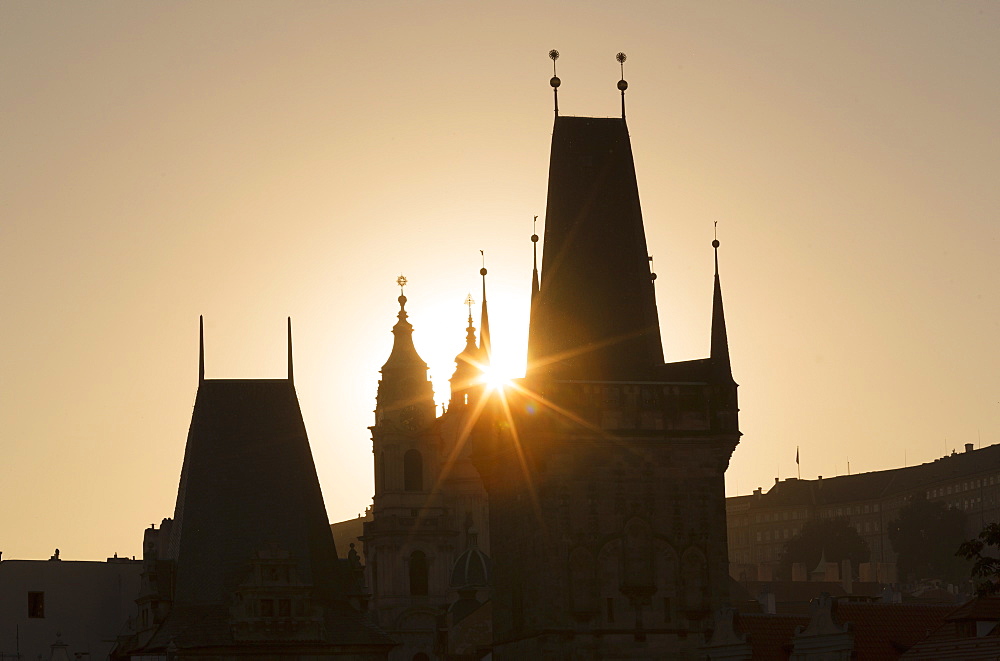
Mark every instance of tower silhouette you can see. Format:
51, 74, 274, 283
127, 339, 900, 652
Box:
470, 55, 741, 659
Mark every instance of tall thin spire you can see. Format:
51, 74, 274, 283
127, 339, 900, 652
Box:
479, 252, 491, 364
616, 52, 628, 119
531, 215, 540, 302
710, 226, 732, 376
549, 50, 561, 116
287, 316, 294, 383
198, 315, 205, 383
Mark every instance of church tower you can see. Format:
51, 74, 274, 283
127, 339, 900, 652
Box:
471, 53, 740, 660
363, 279, 490, 660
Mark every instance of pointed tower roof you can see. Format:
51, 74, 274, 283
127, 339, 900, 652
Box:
527, 115, 663, 380
478, 262, 491, 365
377, 276, 434, 415
711, 237, 733, 378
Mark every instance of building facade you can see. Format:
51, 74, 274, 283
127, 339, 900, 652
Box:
727, 442, 1000, 580
0, 555, 141, 661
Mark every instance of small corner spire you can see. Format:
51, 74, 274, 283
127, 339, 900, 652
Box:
287, 316, 294, 383
711, 223, 732, 376
198, 315, 205, 383
479, 251, 491, 364
531, 215, 540, 302
549, 49, 561, 116
616, 52, 628, 119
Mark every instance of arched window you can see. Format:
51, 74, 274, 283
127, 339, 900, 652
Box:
404, 449, 423, 491
409, 550, 428, 596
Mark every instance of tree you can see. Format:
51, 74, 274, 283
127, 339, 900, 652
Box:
887, 495, 968, 584
782, 517, 870, 576
957, 522, 1000, 596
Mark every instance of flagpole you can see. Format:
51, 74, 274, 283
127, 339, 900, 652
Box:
796, 446, 801, 480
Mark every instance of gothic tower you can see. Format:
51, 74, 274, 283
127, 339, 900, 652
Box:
118, 319, 393, 659
471, 57, 740, 660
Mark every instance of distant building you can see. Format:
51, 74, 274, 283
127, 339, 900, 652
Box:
0, 553, 141, 661
727, 442, 1000, 578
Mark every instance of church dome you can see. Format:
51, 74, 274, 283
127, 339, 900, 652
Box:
450, 529, 491, 589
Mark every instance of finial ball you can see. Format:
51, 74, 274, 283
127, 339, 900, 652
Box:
480, 267, 488, 276
618, 79, 628, 91
398, 295, 407, 306
531, 234, 539, 243
549, 49, 560, 61
616, 52, 627, 63
650, 273, 657, 281
712, 239, 720, 248
550, 76, 561, 88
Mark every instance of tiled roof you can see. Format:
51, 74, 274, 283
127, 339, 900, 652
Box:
836, 603, 953, 659
901, 598, 1000, 658
736, 613, 807, 660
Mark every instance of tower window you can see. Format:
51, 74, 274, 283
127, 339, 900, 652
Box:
409, 550, 428, 596
404, 449, 423, 491
28, 592, 44, 618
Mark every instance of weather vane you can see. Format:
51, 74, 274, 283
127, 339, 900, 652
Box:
549, 49, 561, 116
397, 274, 407, 295
465, 293, 475, 316
616, 52, 628, 119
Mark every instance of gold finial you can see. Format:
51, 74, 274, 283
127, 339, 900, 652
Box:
396, 274, 407, 294
465, 293, 475, 317
616, 52, 628, 118
549, 49, 561, 115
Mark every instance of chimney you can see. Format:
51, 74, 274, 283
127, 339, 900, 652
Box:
965, 443, 974, 453
753, 487, 762, 496
775, 477, 780, 484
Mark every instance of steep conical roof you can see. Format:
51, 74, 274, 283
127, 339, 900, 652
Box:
527, 116, 663, 380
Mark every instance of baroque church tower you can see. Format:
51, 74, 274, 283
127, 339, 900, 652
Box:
470, 53, 741, 660
363, 279, 491, 661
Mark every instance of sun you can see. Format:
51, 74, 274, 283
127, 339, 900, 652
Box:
481, 363, 514, 391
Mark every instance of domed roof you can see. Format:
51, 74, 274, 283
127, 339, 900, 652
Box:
450, 529, 491, 589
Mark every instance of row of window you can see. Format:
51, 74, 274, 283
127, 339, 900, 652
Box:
928, 475, 997, 499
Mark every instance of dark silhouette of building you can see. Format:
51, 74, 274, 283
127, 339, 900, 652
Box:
466, 63, 741, 659
361, 285, 492, 660
728, 442, 1000, 581
354, 56, 741, 659
115, 319, 393, 659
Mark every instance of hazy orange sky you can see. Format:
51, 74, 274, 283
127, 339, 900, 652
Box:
2, 1, 998, 561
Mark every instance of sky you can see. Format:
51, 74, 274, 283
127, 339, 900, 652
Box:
2, 1, 998, 561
